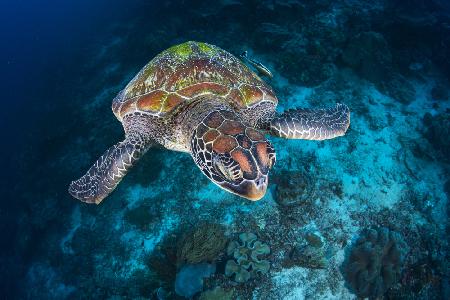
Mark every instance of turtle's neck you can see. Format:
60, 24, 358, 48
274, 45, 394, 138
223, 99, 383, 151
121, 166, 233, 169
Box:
173, 95, 236, 147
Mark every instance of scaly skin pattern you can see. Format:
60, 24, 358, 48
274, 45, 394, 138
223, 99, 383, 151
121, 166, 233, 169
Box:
68, 115, 153, 204
269, 103, 350, 140
191, 109, 276, 200
111, 41, 278, 121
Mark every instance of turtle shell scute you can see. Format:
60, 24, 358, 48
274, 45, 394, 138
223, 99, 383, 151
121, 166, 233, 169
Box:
112, 41, 277, 119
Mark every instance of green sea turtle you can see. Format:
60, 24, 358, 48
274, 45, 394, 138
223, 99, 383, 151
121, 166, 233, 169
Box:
69, 41, 350, 204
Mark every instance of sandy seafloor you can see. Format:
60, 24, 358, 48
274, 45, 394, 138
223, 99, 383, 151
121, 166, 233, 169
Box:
1, 0, 449, 299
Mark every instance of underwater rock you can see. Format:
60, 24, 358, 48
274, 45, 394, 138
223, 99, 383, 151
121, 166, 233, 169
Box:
425, 112, 450, 159
378, 73, 416, 104
405, 189, 435, 219
145, 236, 178, 291
177, 223, 227, 266
274, 169, 316, 207
198, 286, 234, 300
284, 231, 327, 269
225, 232, 270, 283
326, 180, 344, 199
174, 263, 216, 299
396, 258, 443, 298
127, 269, 155, 297
256, 5, 345, 87
342, 227, 409, 298
287, 245, 327, 270
278, 52, 337, 86
305, 232, 324, 248
342, 31, 393, 84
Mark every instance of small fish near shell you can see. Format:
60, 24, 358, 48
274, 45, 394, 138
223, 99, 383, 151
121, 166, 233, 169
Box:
240, 51, 273, 79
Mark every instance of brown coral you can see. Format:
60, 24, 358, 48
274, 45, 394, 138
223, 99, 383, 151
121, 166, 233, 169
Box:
177, 223, 228, 266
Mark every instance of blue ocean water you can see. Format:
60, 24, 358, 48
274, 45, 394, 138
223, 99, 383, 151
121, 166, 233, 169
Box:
1, 0, 449, 299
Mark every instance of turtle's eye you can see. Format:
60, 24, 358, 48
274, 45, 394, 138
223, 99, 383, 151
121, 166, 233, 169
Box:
213, 155, 242, 181
268, 152, 276, 168
267, 144, 276, 169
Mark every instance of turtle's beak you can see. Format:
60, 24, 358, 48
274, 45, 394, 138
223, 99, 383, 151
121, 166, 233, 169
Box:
243, 175, 268, 201
222, 174, 268, 201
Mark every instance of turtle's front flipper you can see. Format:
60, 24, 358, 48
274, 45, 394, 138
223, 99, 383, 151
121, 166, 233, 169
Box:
69, 135, 151, 204
269, 103, 350, 140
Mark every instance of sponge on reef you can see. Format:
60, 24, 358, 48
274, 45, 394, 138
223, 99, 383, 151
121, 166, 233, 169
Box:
175, 263, 216, 298
342, 227, 409, 298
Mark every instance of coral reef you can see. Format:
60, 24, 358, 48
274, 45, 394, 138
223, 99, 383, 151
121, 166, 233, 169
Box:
342, 31, 393, 84
378, 73, 416, 104
284, 231, 327, 269
342, 31, 417, 104
145, 235, 178, 291
225, 232, 270, 283
177, 223, 227, 266
174, 263, 216, 298
342, 227, 409, 298
199, 287, 234, 300
274, 169, 316, 207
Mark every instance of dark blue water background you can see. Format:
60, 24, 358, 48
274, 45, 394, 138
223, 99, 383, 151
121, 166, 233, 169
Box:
1, 0, 449, 299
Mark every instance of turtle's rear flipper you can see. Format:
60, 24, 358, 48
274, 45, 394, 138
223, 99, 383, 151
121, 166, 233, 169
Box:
269, 103, 350, 140
69, 137, 150, 204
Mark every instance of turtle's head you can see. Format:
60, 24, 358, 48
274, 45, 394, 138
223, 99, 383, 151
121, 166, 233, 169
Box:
191, 110, 276, 200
